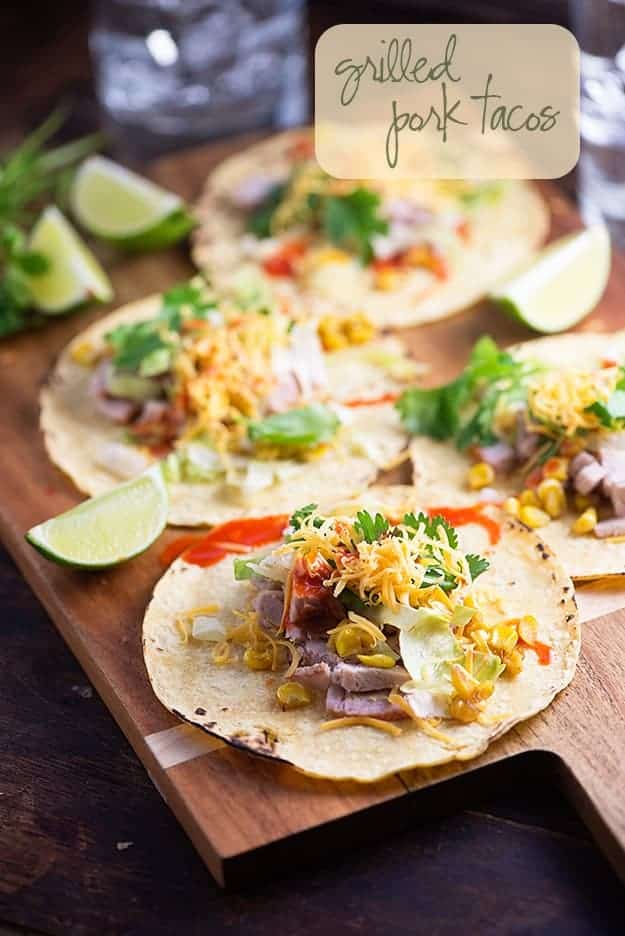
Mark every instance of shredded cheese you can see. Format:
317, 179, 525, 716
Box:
319, 716, 403, 737
527, 366, 618, 436
175, 309, 289, 451
283, 512, 471, 610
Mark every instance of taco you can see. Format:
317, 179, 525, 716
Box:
143, 486, 579, 782
191, 129, 548, 329
41, 278, 416, 526
398, 331, 625, 580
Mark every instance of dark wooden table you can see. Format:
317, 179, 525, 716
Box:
0, 1, 623, 933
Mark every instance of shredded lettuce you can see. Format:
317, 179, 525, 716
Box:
247, 403, 340, 449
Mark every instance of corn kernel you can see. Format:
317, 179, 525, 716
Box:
302, 443, 330, 462
243, 647, 273, 671
276, 681, 312, 709
519, 505, 550, 529
519, 489, 540, 507
489, 624, 519, 656
343, 313, 375, 346
572, 506, 597, 535
375, 267, 401, 291
449, 697, 480, 723
537, 478, 566, 519
467, 461, 495, 490
335, 626, 367, 658
518, 615, 538, 646
543, 456, 569, 481
503, 496, 520, 518
318, 316, 348, 351
505, 648, 524, 676
70, 340, 96, 366
356, 652, 396, 668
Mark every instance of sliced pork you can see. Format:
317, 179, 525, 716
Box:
89, 361, 139, 425
515, 412, 541, 461
476, 441, 516, 473
325, 684, 407, 721
574, 459, 606, 495
130, 400, 185, 447
292, 662, 332, 693
570, 451, 595, 475
230, 174, 282, 210
299, 639, 340, 668
332, 662, 409, 693
594, 517, 625, 538
253, 587, 284, 631
599, 434, 625, 517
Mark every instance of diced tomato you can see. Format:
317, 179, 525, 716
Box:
456, 219, 471, 242
262, 239, 308, 277
344, 392, 400, 408
525, 466, 544, 488
287, 136, 315, 161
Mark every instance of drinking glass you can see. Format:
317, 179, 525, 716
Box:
572, 0, 625, 244
90, 0, 309, 157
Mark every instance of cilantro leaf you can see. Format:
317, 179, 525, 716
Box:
402, 512, 459, 549
395, 378, 469, 440
587, 390, 625, 429
420, 565, 458, 592
466, 553, 489, 581
247, 183, 287, 238
339, 588, 368, 613
105, 278, 215, 376
247, 404, 340, 449
397, 336, 537, 449
354, 510, 389, 543
106, 321, 173, 376
289, 503, 320, 531
321, 188, 388, 264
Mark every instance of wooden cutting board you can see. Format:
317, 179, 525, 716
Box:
1, 138, 625, 888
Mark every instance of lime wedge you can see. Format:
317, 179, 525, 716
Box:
27, 206, 113, 314
26, 465, 168, 569
490, 225, 611, 333
70, 155, 195, 250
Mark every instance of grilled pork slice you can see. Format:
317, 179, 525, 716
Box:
89, 361, 139, 424
299, 639, 340, 667
599, 434, 625, 517
253, 587, 285, 631
574, 457, 606, 495
292, 662, 332, 692
476, 441, 516, 473
325, 684, 407, 721
594, 517, 625, 538
515, 412, 541, 461
331, 662, 409, 693
130, 400, 184, 447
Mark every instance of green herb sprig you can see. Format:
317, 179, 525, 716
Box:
396, 336, 538, 450
0, 109, 102, 337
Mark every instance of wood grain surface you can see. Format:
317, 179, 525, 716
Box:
1, 138, 625, 895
